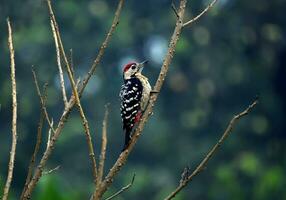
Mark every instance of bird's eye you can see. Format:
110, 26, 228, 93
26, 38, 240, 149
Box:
131, 65, 136, 70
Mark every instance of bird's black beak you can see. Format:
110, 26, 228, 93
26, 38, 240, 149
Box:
138, 60, 148, 73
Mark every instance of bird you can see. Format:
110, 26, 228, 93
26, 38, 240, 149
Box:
119, 60, 151, 151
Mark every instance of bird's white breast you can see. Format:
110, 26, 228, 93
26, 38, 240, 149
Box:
135, 73, 151, 110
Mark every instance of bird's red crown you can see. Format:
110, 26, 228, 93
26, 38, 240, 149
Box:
123, 62, 136, 72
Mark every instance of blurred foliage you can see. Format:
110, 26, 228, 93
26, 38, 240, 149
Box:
0, 0, 285, 199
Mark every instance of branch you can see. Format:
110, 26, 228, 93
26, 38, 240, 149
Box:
20, 84, 47, 199
93, 0, 187, 199
69, 49, 75, 77
171, 2, 179, 19
21, 99, 75, 200
50, 19, 68, 107
47, 0, 98, 182
79, 0, 125, 96
31, 68, 55, 134
42, 165, 60, 176
164, 99, 258, 200
96, 104, 110, 188
21, 1, 124, 198
183, 0, 218, 27
104, 174, 136, 200
2, 18, 18, 200
46, 119, 54, 150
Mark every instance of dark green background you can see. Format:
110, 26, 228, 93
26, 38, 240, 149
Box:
0, 0, 285, 199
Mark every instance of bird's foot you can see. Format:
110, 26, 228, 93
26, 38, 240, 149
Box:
150, 90, 159, 94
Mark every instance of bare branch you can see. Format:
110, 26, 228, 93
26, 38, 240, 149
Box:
164, 99, 258, 200
79, 0, 125, 96
104, 174, 136, 200
69, 49, 75, 77
42, 165, 60, 176
183, 0, 218, 27
50, 19, 68, 107
93, 1, 187, 199
20, 84, 47, 199
3, 18, 18, 200
21, 98, 75, 200
31, 68, 55, 134
46, 119, 54, 150
47, 0, 98, 182
96, 104, 110, 188
21, 0, 124, 198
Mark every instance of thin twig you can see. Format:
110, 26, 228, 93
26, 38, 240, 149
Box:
50, 19, 68, 107
96, 104, 110, 188
20, 84, 48, 199
69, 49, 75, 77
171, 2, 179, 18
21, 97, 75, 200
164, 99, 259, 200
42, 165, 60, 176
104, 174, 136, 200
183, 0, 218, 27
46, 119, 54, 150
75, 78, 81, 90
3, 18, 17, 200
47, 0, 98, 181
32, 68, 55, 134
93, 1, 187, 199
21, 1, 125, 198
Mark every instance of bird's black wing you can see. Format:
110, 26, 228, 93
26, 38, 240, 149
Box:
119, 77, 143, 131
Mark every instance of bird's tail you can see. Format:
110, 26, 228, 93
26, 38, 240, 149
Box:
122, 127, 132, 151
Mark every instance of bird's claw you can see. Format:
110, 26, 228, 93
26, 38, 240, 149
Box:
150, 90, 159, 94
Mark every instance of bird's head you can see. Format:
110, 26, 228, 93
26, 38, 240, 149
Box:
123, 60, 148, 80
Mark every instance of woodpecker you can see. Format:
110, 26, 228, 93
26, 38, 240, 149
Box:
119, 60, 151, 150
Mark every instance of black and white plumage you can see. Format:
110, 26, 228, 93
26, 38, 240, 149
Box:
120, 61, 151, 150
120, 78, 143, 147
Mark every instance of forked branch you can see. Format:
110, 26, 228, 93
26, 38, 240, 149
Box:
104, 174, 136, 200
31, 68, 55, 134
2, 18, 17, 200
47, 0, 98, 182
18, 0, 222, 199
91, 0, 224, 198
92, 1, 187, 199
164, 99, 258, 200
21, 0, 124, 198
183, 0, 218, 27
20, 84, 47, 199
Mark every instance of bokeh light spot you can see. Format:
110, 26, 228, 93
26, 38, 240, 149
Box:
145, 35, 168, 65
197, 78, 215, 98
261, 24, 283, 43
193, 26, 210, 46
226, 65, 244, 85
168, 72, 189, 92
88, 0, 108, 17
252, 115, 269, 135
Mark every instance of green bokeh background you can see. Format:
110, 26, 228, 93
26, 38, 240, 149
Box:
0, 0, 285, 199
